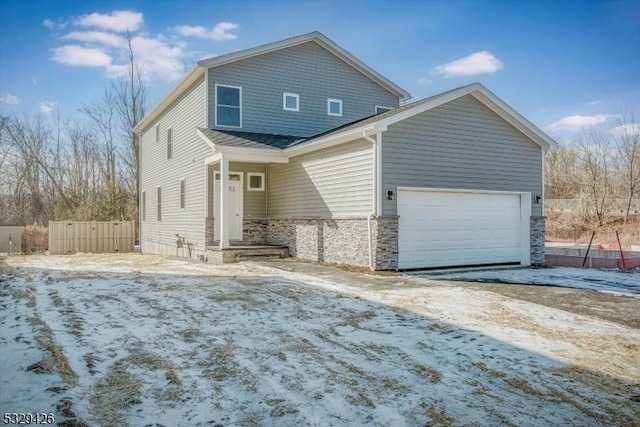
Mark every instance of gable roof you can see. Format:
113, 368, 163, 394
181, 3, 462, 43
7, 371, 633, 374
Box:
134, 31, 410, 133
285, 83, 557, 155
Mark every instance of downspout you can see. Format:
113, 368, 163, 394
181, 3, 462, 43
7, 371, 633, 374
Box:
362, 131, 378, 270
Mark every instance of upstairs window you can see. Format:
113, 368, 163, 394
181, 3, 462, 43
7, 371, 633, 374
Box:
216, 84, 242, 128
167, 127, 173, 160
155, 124, 159, 143
283, 93, 299, 111
328, 98, 342, 117
375, 106, 392, 114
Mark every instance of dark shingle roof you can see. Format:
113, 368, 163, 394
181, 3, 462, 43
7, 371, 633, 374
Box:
198, 128, 304, 149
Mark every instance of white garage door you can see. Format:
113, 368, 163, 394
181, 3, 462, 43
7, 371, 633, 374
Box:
398, 189, 527, 269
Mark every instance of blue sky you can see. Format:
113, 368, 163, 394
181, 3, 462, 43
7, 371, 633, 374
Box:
1, 0, 638, 142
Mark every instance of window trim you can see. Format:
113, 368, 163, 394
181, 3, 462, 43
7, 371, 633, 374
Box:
167, 126, 173, 160
156, 186, 162, 222
142, 190, 146, 222
375, 105, 392, 114
155, 124, 159, 144
179, 178, 186, 209
282, 92, 299, 112
327, 98, 342, 117
247, 172, 265, 191
214, 84, 242, 128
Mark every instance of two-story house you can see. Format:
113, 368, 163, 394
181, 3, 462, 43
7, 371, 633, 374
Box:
134, 32, 555, 270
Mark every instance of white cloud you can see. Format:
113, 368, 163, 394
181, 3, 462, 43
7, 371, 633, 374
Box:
548, 114, 610, 131
585, 100, 602, 106
610, 123, 640, 136
40, 101, 56, 115
173, 22, 239, 41
63, 31, 125, 47
434, 51, 503, 77
0, 94, 21, 105
75, 10, 143, 32
51, 45, 113, 67
43, 18, 67, 30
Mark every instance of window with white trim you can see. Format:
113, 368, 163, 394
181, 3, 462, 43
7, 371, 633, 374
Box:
167, 127, 173, 160
179, 178, 186, 209
283, 92, 299, 111
157, 187, 162, 221
215, 84, 241, 128
375, 106, 392, 114
328, 98, 342, 116
247, 173, 265, 191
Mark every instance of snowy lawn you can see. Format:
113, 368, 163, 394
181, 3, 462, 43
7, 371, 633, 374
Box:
412, 266, 640, 297
1, 254, 639, 426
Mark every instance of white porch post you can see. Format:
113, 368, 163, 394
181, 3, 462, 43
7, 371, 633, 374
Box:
219, 156, 230, 248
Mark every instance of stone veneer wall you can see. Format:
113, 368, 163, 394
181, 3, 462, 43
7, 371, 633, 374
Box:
243, 219, 267, 245
205, 218, 215, 246
530, 216, 546, 266
266, 217, 399, 270
371, 216, 399, 270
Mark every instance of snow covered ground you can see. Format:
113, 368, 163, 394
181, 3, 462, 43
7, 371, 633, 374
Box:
413, 266, 640, 297
1, 254, 638, 426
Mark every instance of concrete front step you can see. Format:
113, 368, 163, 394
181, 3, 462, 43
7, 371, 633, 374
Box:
205, 245, 289, 264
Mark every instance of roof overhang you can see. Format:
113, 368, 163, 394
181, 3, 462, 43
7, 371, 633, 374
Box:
198, 129, 289, 164
134, 65, 205, 133
292, 83, 557, 153
198, 31, 410, 102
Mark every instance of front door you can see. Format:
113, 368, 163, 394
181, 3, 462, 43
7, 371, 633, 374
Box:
214, 173, 243, 241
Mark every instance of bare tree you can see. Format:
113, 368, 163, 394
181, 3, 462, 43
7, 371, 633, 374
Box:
615, 111, 640, 222
545, 144, 581, 199
577, 128, 615, 225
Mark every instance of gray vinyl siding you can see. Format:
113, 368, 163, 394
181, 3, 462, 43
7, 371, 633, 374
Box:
139, 77, 208, 252
268, 139, 373, 218
210, 163, 267, 219
382, 95, 543, 216
207, 41, 399, 136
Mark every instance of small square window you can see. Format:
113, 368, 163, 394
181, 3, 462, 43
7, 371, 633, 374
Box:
328, 98, 342, 116
283, 92, 299, 111
247, 173, 264, 191
375, 106, 392, 114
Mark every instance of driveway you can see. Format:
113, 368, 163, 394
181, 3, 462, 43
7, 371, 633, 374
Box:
1, 254, 638, 426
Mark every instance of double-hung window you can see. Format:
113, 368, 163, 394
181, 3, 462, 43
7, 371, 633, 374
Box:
215, 84, 242, 128
167, 127, 173, 160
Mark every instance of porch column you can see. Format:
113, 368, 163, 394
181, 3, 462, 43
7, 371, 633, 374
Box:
219, 156, 230, 248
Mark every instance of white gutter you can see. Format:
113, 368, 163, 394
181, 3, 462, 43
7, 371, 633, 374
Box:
362, 131, 378, 270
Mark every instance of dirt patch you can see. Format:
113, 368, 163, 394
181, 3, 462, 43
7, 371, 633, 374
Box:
460, 282, 640, 329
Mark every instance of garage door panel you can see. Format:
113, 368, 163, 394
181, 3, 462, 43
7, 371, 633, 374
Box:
398, 189, 525, 269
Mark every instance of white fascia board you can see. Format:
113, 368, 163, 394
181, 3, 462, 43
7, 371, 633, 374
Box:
284, 124, 378, 156
135, 65, 204, 133
470, 90, 557, 151
196, 128, 217, 150
216, 146, 289, 164
204, 153, 223, 164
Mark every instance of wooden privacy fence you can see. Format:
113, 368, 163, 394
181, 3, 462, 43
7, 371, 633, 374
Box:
48, 221, 135, 255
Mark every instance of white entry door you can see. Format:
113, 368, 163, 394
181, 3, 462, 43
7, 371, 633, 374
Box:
214, 173, 243, 241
